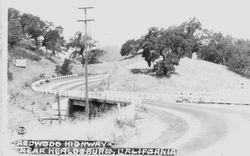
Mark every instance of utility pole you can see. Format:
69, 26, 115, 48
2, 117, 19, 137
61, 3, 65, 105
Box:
77, 7, 94, 118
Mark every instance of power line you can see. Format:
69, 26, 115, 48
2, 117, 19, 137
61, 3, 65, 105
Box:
77, 7, 94, 119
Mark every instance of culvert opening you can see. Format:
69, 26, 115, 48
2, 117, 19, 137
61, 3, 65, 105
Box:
67, 98, 130, 119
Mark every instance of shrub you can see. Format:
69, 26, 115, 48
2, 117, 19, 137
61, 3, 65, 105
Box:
55, 65, 61, 76
24, 81, 31, 88
227, 54, 248, 73
8, 71, 14, 81
153, 53, 179, 77
8, 60, 14, 81
55, 59, 73, 76
18, 39, 36, 51
115, 117, 135, 128
40, 73, 46, 78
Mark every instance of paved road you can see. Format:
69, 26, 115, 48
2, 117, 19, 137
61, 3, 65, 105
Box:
40, 74, 107, 92
144, 100, 250, 156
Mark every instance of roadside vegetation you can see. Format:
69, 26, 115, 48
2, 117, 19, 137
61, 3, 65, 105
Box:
121, 17, 250, 77
15, 104, 167, 147
7, 8, 107, 133
55, 58, 73, 76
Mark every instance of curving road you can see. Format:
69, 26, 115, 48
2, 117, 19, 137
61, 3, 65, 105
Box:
39, 74, 107, 92
37, 75, 250, 156
145, 100, 250, 156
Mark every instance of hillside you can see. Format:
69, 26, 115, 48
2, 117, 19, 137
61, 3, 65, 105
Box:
100, 45, 124, 62
8, 53, 60, 132
110, 57, 250, 94
7, 47, 118, 132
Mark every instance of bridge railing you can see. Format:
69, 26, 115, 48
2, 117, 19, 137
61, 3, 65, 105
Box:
31, 74, 78, 93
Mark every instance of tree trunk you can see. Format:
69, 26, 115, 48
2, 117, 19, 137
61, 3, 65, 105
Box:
80, 48, 85, 67
49, 47, 55, 58
35, 39, 39, 50
81, 53, 85, 67
222, 57, 225, 65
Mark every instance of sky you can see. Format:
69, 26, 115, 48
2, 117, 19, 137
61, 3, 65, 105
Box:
6, 0, 250, 47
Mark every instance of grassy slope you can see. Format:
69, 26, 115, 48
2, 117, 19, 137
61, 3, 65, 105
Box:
110, 57, 250, 94
8, 57, 59, 133
7, 54, 116, 132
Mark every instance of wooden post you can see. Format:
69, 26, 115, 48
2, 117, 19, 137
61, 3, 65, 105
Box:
57, 92, 61, 124
117, 102, 121, 120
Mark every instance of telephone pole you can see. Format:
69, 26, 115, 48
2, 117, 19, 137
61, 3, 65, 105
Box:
77, 7, 94, 118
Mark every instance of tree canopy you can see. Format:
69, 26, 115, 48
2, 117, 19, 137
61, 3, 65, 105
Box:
67, 32, 106, 66
121, 17, 202, 76
8, 19, 23, 47
42, 26, 65, 57
8, 8, 67, 58
121, 17, 250, 76
20, 13, 47, 49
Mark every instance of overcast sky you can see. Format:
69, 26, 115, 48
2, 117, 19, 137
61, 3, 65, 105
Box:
7, 0, 250, 47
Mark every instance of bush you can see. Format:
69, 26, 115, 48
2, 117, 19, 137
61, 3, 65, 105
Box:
8, 60, 14, 81
24, 81, 31, 88
227, 54, 248, 73
55, 59, 73, 76
115, 117, 136, 128
40, 73, 46, 78
8, 71, 14, 81
154, 61, 175, 76
18, 39, 36, 51
45, 79, 50, 83
153, 53, 179, 77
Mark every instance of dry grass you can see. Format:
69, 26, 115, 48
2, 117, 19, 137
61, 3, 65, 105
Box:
11, 105, 151, 146
110, 57, 250, 94
8, 57, 58, 133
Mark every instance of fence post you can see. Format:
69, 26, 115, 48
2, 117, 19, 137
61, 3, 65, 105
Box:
56, 92, 61, 125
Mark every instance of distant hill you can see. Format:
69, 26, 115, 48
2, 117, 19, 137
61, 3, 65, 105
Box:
100, 45, 124, 62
